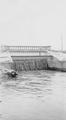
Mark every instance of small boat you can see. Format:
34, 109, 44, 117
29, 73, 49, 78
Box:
0, 45, 17, 77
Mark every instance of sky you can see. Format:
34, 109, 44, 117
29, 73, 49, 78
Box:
0, 0, 66, 50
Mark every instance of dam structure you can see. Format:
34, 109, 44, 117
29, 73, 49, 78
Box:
4, 46, 52, 71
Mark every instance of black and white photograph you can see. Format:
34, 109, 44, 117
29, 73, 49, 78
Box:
0, 0, 66, 120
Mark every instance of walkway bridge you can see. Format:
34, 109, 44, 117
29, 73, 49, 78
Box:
4, 46, 51, 57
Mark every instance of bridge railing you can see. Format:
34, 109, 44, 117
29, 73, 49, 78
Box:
4, 46, 51, 52
3, 45, 51, 56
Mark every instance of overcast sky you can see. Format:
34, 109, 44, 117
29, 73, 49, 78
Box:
0, 0, 66, 49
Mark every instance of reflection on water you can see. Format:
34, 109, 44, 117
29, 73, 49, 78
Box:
0, 70, 66, 120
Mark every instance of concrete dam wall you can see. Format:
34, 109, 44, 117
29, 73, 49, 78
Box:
11, 56, 50, 71
11, 55, 66, 72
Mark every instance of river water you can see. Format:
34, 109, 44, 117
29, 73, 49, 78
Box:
0, 70, 66, 120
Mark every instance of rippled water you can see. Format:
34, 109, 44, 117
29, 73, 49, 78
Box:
0, 70, 66, 120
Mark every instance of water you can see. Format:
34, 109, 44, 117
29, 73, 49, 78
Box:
0, 70, 66, 120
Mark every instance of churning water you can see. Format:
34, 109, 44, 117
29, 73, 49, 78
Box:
0, 70, 66, 120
